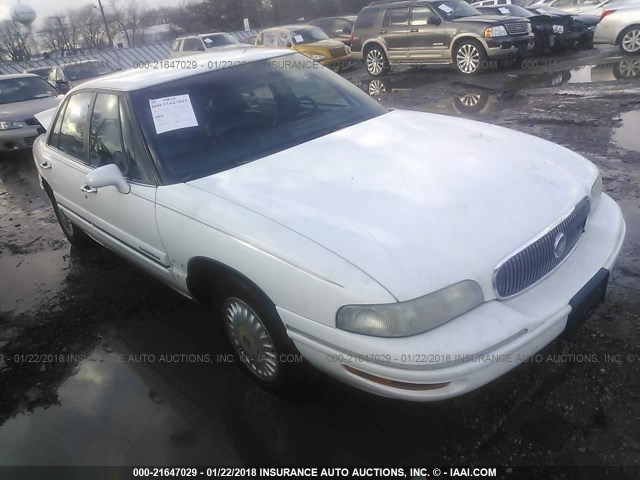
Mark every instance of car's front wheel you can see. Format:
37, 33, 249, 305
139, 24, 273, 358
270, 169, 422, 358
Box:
454, 40, 487, 75
219, 278, 300, 394
620, 25, 640, 54
365, 46, 390, 77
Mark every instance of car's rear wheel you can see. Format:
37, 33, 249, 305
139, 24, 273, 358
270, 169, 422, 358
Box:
219, 278, 300, 394
46, 186, 93, 247
454, 40, 487, 75
365, 45, 390, 77
620, 25, 640, 54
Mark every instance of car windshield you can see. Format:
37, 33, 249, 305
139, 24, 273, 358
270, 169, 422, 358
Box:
202, 34, 239, 47
0, 76, 59, 105
63, 62, 115, 81
432, 1, 482, 19
130, 53, 387, 184
26, 68, 52, 79
530, 5, 569, 14
291, 27, 329, 44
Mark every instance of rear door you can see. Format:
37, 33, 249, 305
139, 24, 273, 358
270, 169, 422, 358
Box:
407, 5, 449, 59
381, 7, 411, 60
38, 92, 95, 231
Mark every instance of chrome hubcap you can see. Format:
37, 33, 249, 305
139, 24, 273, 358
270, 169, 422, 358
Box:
368, 79, 386, 96
622, 30, 640, 53
224, 298, 278, 381
458, 93, 482, 107
456, 44, 480, 74
366, 50, 385, 75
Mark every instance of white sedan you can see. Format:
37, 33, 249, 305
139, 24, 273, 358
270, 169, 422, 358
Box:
594, 5, 640, 52
33, 48, 625, 401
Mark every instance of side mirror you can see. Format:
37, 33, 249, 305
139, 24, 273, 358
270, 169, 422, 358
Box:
285, 41, 293, 48
342, 27, 352, 34
428, 17, 442, 25
86, 164, 130, 194
55, 79, 68, 85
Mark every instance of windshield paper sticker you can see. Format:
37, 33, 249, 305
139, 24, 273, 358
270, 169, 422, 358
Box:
499, 7, 510, 13
203, 37, 213, 44
438, 4, 453, 13
149, 95, 198, 135
294, 34, 304, 43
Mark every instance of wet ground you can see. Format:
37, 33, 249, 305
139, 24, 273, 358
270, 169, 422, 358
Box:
1, 46, 640, 470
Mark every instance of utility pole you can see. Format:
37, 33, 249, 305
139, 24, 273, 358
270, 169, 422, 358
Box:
97, 0, 113, 48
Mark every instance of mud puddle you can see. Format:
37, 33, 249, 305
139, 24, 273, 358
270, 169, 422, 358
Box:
612, 110, 640, 153
0, 249, 70, 314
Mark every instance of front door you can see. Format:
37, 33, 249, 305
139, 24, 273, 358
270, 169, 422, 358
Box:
407, 6, 449, 60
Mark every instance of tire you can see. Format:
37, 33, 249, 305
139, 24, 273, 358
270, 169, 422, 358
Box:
533, 33, 546, 55
619, 25, 640, 54
219, 277, 301, 396
46, 186, 93, 248
453, 39, 487, 76
365, 45, 390, 77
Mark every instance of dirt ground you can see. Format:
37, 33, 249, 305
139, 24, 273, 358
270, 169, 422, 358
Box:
0, 45, 639, 471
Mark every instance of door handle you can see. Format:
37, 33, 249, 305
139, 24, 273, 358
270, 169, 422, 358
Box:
40, 161, 52, 170
81, 185, 98, 194
410, 28, 419, 33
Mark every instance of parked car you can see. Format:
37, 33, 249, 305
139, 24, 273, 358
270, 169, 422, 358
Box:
535, 0, 640, 16
310, 16, 358, 45
594, 5, 640, 52
527, 5, 600, 47
351, 0, 534, 76
475, 4, 582, 52
0, 74, 61, 153
48, 60, 118, 93
171, 33, 243, 58
33, 47, 625, 401
24, 66, 55, 81
255, 25, 353, 70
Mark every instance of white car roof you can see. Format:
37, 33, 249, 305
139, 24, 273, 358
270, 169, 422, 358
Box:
71, 47, 293, 93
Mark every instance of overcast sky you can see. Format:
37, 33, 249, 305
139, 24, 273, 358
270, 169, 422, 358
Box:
0, 0, 195, 29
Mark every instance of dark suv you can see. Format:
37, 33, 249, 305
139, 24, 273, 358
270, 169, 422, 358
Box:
351, 0, 535, 75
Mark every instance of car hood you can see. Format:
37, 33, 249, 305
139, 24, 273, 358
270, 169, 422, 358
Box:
188, 110, 597, 301
296, 39, 345, 51
0, 95, 62, 122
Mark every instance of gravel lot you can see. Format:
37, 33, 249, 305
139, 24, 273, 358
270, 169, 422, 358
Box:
0, 45, 639, 470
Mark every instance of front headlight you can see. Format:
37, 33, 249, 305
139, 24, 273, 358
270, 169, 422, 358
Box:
552, 25, 565, 34
590, 172, 603, 207
527, 23, 532, 33
336, 280, 484, 337
305, 52, 326, 61
484, 25, 508, 38
0, 121, 25, 131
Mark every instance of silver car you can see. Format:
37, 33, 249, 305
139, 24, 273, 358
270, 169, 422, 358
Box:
594, 5, 640, 52
0, 74, 62, 153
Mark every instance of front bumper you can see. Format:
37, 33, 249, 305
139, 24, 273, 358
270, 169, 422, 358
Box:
279, 194, 625, 401
485, 34, 535, 58
321, 54, 354, 71
0, 125, 43, 152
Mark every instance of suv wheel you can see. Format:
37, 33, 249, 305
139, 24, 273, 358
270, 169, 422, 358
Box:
454, 40, 487, 75
365, 46, 390, 77
219, 277, 301, 394
620, 26, 640, 54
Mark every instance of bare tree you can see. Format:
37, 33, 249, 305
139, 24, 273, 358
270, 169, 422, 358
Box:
110, 0, 147, 47
70, 5, 106, 49
0, 21, 31, 61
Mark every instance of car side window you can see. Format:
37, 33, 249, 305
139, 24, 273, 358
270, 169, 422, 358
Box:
196, 39, 205, 51
119, 99, 153, 184
57, 92, 93, 161
48, 98, 68, 149
277, 32, 291, 47
334, 19, 352, 35
172, 39, 182, 52
183, 38, 196, 51
262, 32, 277, 46
89, 93, 125, 169
383, 7, 409, 27
411, 6, 439, 25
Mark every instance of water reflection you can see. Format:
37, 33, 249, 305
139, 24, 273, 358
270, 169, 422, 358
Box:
612, 110, 640, 153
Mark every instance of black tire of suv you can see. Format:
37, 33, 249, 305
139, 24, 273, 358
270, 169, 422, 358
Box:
453, 39, 487, 76
217, 276, 302, 397
46, 186, 93, 248
619, 25, 640, 54
365, 45, 390, 77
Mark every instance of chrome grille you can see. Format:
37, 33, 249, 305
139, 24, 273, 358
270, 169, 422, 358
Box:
332, 46, 347, 58
505, 22, 529, 35
495, 197, 591, 298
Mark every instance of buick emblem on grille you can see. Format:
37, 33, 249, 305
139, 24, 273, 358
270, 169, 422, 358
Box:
553, 232, 568, 259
